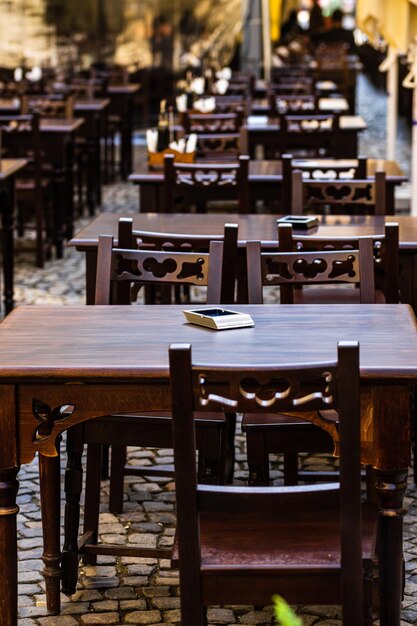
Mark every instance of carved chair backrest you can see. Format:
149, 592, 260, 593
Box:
271, 94, 319, 116
247, 228, 376, 304
116, 217, 238, 304
229, 72, 255, 90
21, 93, 75, 118
277, 221, 400, 304
163, 153, 250, 213
280, 114, 339, 158
226, 82, 251, 96
214, 95, 250, 115
95, 221, 238, 305
314, 49, 350, 91
283, 113, 339, 136
270, 83, 314, 96
0, 113, 42, 189
291, 170, 387, 215
68, 76, 109, 98
271, 66, 315, 80
194, 129, 248, 160
169, 341, 364, 623
281, 154, 367, 208
183, 111, 244, 134
271, 76, 314, 87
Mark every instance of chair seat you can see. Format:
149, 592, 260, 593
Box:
16, 178, 50, 191
173, 501, 377, 573
242, 410, 339, 430
293, 286, 384, 304
93, 410, 225, 426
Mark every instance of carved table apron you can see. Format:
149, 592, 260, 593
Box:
0, 303, 415, 626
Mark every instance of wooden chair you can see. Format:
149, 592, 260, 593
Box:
271, 66, 315, 81
280, 113, 340, 158
163, 153, 250, 213
20, 91, 91, 215
0, 113, 52, 267
169, 342, 377, 626
314, 47, 355, 112
281, 153, 367, 208
225, 81, 252, 97
195, 128, 248, 160
269, 83, 314, 97
227, 72, 255, 94
278, 222, 400, 305
213, 94, 251, 115
59, 222, 239, 600
291, 169, 390, 215
270, 93, 319, 116
182, 111, 244, 134
20, 93, 75, 118
246, 230, 376, 306
243, 222, 399, 485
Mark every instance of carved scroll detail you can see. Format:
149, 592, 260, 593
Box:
305, 182, 375, 204
262, 252, 358, 284
176, 168, 238, 187
114, 250, 209, 284
32, 399, 75, 443
196, 371, 335, 410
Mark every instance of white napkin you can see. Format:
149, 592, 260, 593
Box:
194, 97, 216, 113
216, 67, 232, 80
146, 129, 158, 153
185, 133, 197, 153
190, 77, 205, 95
26, 66, 42, 82
176, 94, 187, 113
215, 78, 229, 94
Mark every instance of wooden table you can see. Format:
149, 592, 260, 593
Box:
0, 159, 27, 314
245, 114, 367, 159
74, 99, 110, 211
128, 158, 405, 214
0, 107, 84, 252
39, 118, 84, 254
69, 212, 417, 308
107, 84, 140, 180
0, 98, 111, 212
255, 79, 340, 97
0, 303, 414, 625
0, 88, 139, 180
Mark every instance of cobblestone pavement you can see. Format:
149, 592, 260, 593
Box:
11, 75, 417, 625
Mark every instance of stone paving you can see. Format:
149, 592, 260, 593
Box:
11, 74, 417, 625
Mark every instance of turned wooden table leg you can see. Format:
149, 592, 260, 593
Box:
62, 425, 84, 592
1, 179, 15, 315
0, 467, 19, 626
39, 440, 62, 614
373, 384, 411, 626
375, 469, 407, 626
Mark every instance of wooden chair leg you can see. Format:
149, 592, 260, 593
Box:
39, 438, 62, 613
82, 443, 102, 565
109, 444, 127, 514
101, 443, 110, 479
16, 200, 24, 238
283, 451, 299, 486
179, 585, 207, 626
35, 195, 44, 269
224, 412, 236, 483
76, 153, 84, 217
62, 426, 84, 595
197, 427, 224, 485
246, 431, 270, 485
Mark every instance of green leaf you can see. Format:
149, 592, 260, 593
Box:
272, 595, 303, 626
